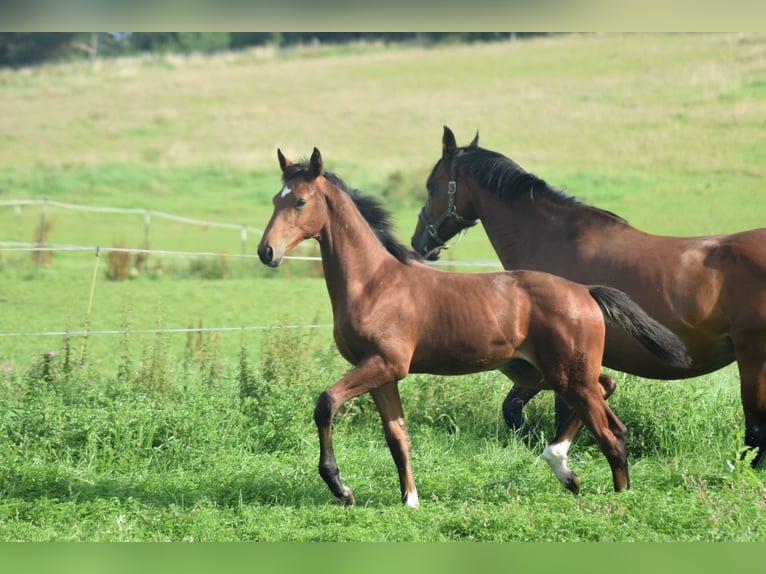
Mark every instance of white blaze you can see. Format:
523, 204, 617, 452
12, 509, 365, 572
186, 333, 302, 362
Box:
280, 186, 292, 198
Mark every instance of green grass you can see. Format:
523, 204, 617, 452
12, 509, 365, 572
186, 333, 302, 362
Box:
0, 339, 763, 541
1, 33, 765, 541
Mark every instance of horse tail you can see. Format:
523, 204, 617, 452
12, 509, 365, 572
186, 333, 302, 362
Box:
588, 285, 691, 368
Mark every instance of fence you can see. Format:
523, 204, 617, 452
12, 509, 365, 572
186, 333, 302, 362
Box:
0, 198, 263, 258
0, 198, 501, 343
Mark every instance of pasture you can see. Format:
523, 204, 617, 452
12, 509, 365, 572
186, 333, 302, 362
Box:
0, 33, 765, 542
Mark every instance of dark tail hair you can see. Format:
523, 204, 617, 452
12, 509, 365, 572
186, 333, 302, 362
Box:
588, 285, 691, 368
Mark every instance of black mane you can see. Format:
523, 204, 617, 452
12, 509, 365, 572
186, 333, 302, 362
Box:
284, 162, 420, 265
453, 147, 627, 224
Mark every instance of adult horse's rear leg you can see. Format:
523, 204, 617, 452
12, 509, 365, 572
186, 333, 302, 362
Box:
369, 382, 419, 508
500, 360, 542, 433
733, 333, 766, 468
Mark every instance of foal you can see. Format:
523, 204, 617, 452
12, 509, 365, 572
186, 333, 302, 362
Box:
258, 148, 690, 506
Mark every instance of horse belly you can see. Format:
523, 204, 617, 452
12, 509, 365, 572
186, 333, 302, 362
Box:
409, 335, 519, 376
602, 323, 735, 379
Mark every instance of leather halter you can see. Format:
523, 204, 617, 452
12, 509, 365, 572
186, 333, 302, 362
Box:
417, 155, 478, 250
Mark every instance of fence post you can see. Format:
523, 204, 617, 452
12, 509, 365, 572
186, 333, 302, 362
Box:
144, 209, 151, 249
35, 198, 48, 266
241, 224, 247, 255
80, 246, 101, 364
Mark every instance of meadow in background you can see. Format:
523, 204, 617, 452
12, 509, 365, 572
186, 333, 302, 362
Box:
0, 33, 764, 540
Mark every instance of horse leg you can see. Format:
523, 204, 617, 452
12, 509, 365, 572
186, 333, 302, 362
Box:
733, 335, 766, 468
542, 374, 618, 495
369, 382, 419, 508
500, 360, 542, 434
602, 402, 630, 490
314, 356, 401, 505
502, 359, 616, 440
542, 411, 583, 495
553, 374, 616, 437
564, 387, 630, 492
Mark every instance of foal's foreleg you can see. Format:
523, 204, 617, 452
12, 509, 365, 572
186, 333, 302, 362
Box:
313, 357, 403, 505
314, 390, 355, 505
370, 382, 419, 508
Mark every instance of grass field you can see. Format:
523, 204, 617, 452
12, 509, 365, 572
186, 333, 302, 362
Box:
0, 33, 765, 542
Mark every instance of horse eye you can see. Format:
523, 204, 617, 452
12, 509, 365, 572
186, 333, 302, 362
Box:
294, 197, 307, 209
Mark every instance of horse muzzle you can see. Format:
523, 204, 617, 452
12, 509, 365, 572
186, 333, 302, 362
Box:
411, 233, 445, 261
257, 243, 282, 267
411, 221, 446, 262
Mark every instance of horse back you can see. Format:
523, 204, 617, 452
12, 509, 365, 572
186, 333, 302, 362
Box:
713, 228, 766, 329
719, 228, 766, 269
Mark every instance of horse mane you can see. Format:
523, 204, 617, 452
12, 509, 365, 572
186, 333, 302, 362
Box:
284, 162, 420, 265
454, 147, 627, 224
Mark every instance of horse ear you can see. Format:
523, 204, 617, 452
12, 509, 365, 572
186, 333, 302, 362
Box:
469, 130, 479, 147
277, 148, 291, 172
309, 147, 323, 178
442, 125, 457, 159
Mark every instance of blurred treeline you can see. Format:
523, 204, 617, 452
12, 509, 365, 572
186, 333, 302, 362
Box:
0, 32, 542, 68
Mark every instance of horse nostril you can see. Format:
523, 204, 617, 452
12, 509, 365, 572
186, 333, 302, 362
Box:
258, 244, 274, 265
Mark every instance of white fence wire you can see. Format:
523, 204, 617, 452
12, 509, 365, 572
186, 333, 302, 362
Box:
1, 198, 501, 340
0, 198, 262, 235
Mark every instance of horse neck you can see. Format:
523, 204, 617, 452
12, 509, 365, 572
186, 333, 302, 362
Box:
472, 182, 633, 273
317, 188, 392, 301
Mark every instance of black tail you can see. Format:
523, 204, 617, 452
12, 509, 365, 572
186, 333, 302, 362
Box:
588, 285, 691, 368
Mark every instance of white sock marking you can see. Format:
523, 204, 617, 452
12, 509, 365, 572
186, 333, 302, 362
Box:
404, 488, 419, 509
542, 440, 573, 485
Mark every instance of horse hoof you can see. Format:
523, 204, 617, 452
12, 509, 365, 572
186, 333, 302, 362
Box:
565, 475, 580, 496
340, 487, 355, 506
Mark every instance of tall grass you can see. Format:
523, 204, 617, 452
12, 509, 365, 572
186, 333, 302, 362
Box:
0, 323, 763, 541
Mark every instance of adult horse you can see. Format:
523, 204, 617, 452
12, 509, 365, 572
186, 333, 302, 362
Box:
411, 126, 766, 468
258, 147, 690, 506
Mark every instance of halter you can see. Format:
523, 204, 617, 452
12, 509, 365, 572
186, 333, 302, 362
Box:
417, 154, 478, 251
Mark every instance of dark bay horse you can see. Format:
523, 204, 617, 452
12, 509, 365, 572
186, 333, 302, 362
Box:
411, 126, 766, 468
258, 147, 690, 505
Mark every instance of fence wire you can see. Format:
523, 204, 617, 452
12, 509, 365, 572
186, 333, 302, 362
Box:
1, 198, 502, 341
